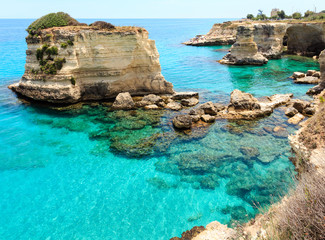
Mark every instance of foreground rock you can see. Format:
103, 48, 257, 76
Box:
294, 76, 320, 84
172, 115, 192, 129
171, 222, 235, 240
111, 92, 135, 110
8, 15, 174, 103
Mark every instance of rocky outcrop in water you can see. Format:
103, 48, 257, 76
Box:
307, 50, 325, 95
9, 25, 174, 103
183, 22, 238, 46
186, 21, 325, 65
219, 25, 268, 65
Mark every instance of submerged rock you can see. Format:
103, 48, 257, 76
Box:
239, 146, 260, 158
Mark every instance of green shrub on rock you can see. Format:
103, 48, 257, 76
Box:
26, 12, 80, 34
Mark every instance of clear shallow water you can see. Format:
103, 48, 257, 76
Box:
0, 19, 320, 240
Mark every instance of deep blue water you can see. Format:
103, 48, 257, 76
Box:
0, 19, 320, 240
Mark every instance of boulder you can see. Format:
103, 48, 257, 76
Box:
189, 108, 205, 116
181, 97, 199, 107
294, 76, 320, 84
144, 104, 159, 110
303, 106, 316, 115
291, 99, 311, 113
213, 103, 226, 111
288, 113, 305, 125
313, 71, 321, 78
190, 115, 201, 123
272, 126, 289, 138
285, 107, 298, 117
201, 114, 216, 123
111, 92, 135, 110
142, 94, 164, 105
307, 70, 317, 76
172, 115, 192, 129
292, 72, 305, 79
229, 89, 261, 110
172, 92, 199, 100
198, 102, 219, 115
166, 102, 182, 111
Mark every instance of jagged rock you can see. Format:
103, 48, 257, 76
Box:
229, 89, 261, 110
307, 70, 317, 76
201, 114, 215, 123
189, 108, 205, 116
111, 92, 135, 110
285, 107, 298, 117
181, 97, 199, 107
294, 76, 320, 84
142, 94, 163, 105
170, 226, 206, 240
166, 102, 182, 111
172, 92, 199, 100
198, 102, 219, 115
313, 71, 321, 78
303, 106, 316, 115
292, 72, 305, 79
291, 99, 311, 113
144, 104, 159, 110
172, 115, 192, 129
8, 25, 174, 103
190, 115, 201, 123
240, 147, 260, 158
288, 113, 305, 125
213, 103, 226, 111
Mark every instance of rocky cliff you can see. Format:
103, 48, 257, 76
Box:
183, 22, 238, 46
9, 26, 174, 103
219, 25, 268, 65
185, 21, 325, 65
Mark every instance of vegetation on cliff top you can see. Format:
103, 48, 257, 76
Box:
26, 12, 80, 34
246, 9, 325, 21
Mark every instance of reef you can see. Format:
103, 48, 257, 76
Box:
9, 14, 174, 103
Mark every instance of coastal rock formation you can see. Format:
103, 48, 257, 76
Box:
307, 50, 325, 95
220, 26, 268, 65
9, 24, 174, 103
185, 21, 325, 64
183, 22, 237, 46
111, 92, 135, 110
253, 23, 287, 59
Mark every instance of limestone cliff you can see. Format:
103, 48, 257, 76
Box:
9, 26, 174, 103
183, 22, 238, 46
219, 25, 268, 65
185, 21, 325, 65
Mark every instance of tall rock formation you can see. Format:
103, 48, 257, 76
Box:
9, 26, 174, 103
219, 25, 268, 65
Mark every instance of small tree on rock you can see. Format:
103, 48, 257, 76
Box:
292, 12, 302, 19
246, 14, 254, 19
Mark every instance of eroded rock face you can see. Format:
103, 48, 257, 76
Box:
220, 25, 268, 65
9, 26, 174, 103
172, 115, 192, 129
183, 22, 237, 46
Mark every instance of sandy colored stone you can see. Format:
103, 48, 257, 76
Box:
288, 113, 305, 125
9, 26, 174, 103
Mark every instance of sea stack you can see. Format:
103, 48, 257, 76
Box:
9, 13, 174, 103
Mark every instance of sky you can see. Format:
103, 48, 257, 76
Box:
0, 0, 324, 18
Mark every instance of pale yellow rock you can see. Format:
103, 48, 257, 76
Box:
9, 26, 174, 103
288, 113, 305, 124
192, 221, 236, 240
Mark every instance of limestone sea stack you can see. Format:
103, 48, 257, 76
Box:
220, 25, 268, 65
9, 14, 174, 103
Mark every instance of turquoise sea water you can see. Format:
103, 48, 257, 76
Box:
0, 19, 320, 240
